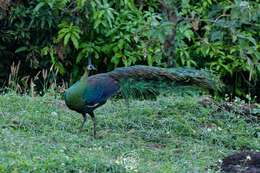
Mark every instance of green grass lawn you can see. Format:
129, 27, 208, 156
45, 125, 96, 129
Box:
0, 91, 259, 172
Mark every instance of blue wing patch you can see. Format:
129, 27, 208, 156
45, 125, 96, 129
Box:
84, 74, 119, 105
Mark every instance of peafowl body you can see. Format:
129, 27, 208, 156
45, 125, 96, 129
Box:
64, 65, 220, 137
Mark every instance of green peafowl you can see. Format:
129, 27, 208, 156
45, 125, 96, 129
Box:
64, 65, 220, 138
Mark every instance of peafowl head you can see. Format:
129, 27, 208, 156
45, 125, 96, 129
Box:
81, 56, 96, 81
87, 64, 96, 71
87, 56, 96, 71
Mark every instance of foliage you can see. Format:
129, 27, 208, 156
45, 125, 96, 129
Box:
164, 0, 260, 97
0, 91, 259, 172
0, 0, 260, 98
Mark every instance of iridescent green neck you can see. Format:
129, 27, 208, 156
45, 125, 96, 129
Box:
75, 69, 89, 95
64, 69, 89, 108
79, 69, 88, 84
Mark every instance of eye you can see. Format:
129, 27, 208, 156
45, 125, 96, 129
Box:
87, 64, 96, 71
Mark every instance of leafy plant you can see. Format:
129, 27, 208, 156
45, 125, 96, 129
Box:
0, 0, 260, 99
57, 22, 81, 49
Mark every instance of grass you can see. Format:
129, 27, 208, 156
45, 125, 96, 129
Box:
0, 90, 259, 173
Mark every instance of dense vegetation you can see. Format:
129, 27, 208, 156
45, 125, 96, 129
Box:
0, 90, 259, 172
1, 0, 260, 98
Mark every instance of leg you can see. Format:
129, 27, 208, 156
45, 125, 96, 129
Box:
89, 112, 96, 138
79, 113, 87, 132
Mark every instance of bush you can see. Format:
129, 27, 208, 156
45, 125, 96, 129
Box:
0, 0, 259, 98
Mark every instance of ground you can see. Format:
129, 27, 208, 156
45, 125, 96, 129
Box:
0, 90, 259, 173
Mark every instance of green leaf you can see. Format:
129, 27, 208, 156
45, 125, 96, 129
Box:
56, 62, 65, 75
64, 33, 71, 46
50, 51, 56, 64
111, 53, 122, 66
34, 2, 45, 12
184, 30, 194, 41
41, 47, 49, 56
47, 1, 54, 8
71, 35, 79, 49
72, 32, 80, 39
77, 0, 87, 9
118, 39, 124, 49
15, 47, 28, 53
57, 32, 66, 41
76, 52, 85, 64
59, 28, 70, 34
237, 34, 256, 46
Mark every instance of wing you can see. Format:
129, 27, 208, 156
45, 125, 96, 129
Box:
84, 74, 120, 106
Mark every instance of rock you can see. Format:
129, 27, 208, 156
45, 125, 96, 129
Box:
221, 151, 260, 173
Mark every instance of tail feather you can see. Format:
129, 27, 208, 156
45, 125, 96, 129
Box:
108, 65, 221, 91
